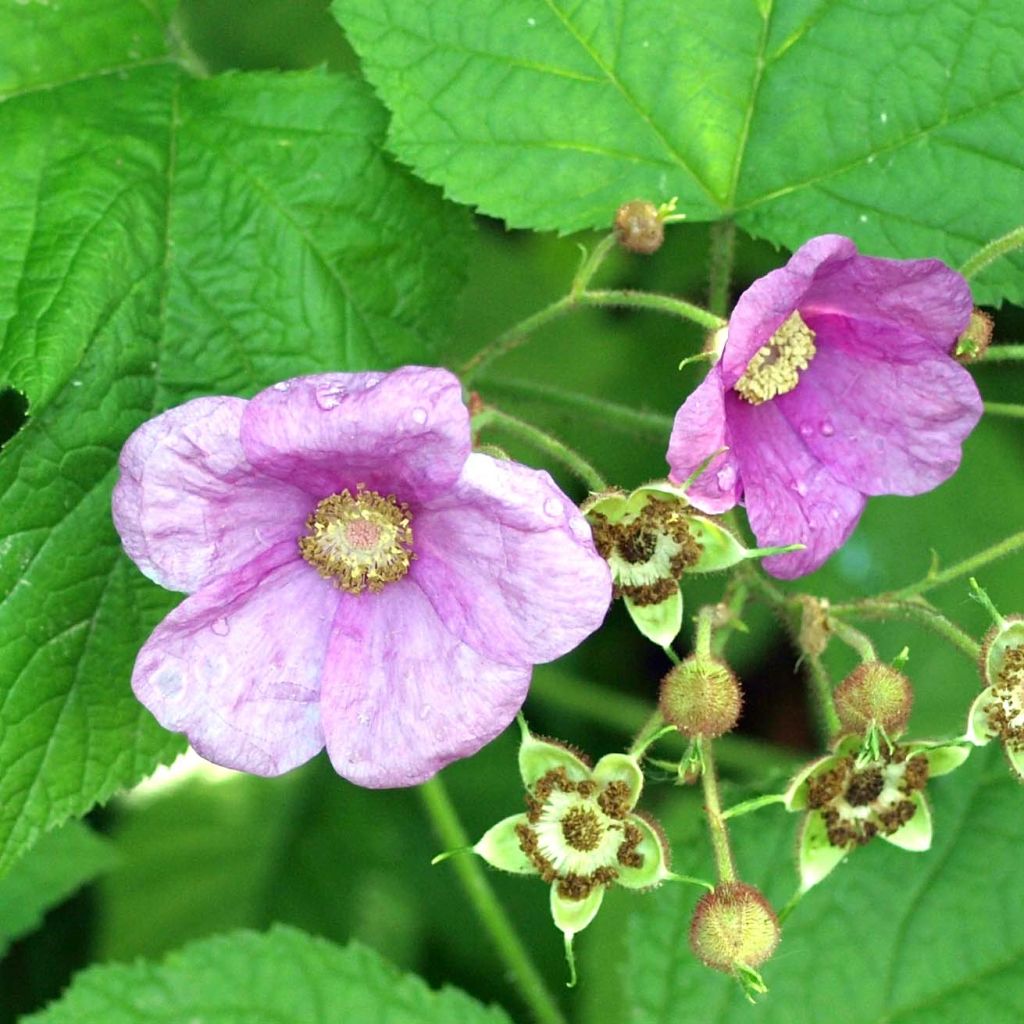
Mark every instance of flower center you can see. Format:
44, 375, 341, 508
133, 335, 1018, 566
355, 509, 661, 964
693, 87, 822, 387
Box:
734, 310, 817, 405
984, 647, 1024, 749
561, 805, 603, 852
298, 486, 414, 594
807, 746, 929, 848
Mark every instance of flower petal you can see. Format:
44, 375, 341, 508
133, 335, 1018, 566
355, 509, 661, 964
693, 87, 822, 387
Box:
412, 453, 611, 668
666, 366, 742, 514
616, 814, 672, 890
777, 339, 981, 496
727, 394, 865, 578
239, 367, 471, 503
113, 397, 311, 593
798, 810, 849, 892
550, 884, 605, 937
131, 543, 331, 776
592, 753, 644, 807
319, 579, 531, 787
882, 791, 932, 852
474, 814, 537, 875
721, 235, 857, 387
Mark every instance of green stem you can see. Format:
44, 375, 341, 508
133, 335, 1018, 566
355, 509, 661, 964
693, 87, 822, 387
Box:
981, 344, 1024, 362
582, 288, 726, 330
807, 653, 841, 738
419, 777, 568, 1024
473, 407, 606, 491
828, 619, 877, 662
984, 401, 1024, 420
698, 737, 737, 883
959, 226, 1024, 279
695, 605, 715, 658
707, 219, 736, 319
891, 530, 1024, 599
722, 793, 787, 820
571, 233, 618, 294
477, 375, 673, 443
829, 599, 981, 661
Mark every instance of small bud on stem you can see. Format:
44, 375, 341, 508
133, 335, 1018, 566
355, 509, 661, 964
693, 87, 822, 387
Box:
660, 655, 742, 738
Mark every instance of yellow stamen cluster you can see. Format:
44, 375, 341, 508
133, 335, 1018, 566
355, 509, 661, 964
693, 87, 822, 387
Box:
299, 486, 413, 593
734, 310, 817, 404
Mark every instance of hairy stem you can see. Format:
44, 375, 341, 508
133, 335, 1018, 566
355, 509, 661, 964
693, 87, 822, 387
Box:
981, 344, 1024, 362
891, 530, 1024, 599
807, 653, 842, 738
707, 218, 736, 319
582, 288, 726, 329
830, 599, 980, 661
959, 225, 1024, 279
698, 737, 737, 883
473, 407, 606, 491
829, 618, 877, 662
984, 401, 1024, 420
419, 777, 568, 1024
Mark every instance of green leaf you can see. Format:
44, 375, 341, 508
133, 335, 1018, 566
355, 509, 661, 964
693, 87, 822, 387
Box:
626, 745, 1024, 1022
23, 925, 513, 1024
0, 821, 115, 957
334, 0, 1024, 304
0, 0, 469, 876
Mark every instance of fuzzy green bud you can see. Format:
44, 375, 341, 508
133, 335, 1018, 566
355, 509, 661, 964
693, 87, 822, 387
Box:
689, 882, 780, 975
834, 662, 914, 737
954, 308, 994, 363
660, 655, 742, 738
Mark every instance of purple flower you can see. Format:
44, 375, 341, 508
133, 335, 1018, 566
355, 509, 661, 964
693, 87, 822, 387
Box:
112, 367, 611, 787
667, 235, 982, 578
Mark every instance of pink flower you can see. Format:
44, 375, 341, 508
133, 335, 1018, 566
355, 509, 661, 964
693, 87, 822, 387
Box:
667, 235, 982, 578
112, 367, 611, 787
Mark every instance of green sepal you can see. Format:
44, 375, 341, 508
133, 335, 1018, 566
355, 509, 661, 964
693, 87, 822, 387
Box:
616, 814, 672, 890
797, 810, 848, 892
882, 792, 932, 852
783, 753, 838, 811
473, 814, 536, 875
1005, 743, 1024, 781
688, 515, 803, 574
592, 753, 644, 808
983, 619, 1024, 687
911, 740, 971, 777
624, 588, 683, 646
965, 687, 997, 745
517, 719, 591, 789
550, 884, 605, 937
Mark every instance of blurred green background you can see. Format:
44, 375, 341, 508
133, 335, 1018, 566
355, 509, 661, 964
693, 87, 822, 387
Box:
2, 1, 1021, 1020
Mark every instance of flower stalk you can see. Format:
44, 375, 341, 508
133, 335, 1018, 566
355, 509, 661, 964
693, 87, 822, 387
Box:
698, 736, 737, 883
959, 225, 1024, 279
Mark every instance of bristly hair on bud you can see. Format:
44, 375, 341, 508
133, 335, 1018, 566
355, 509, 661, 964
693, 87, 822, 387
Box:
834, 662, 914, 738
659, 654, 742, 738
954, 308, 994, 364
613, 199, 664, 255
689, 882, 780, 976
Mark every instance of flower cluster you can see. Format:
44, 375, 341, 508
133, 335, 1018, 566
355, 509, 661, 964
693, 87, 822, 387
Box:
112, 367, 611, 787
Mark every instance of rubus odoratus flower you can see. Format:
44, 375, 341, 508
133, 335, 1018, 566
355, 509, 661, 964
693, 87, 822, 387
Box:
111, 367, 611, 786
583, 481, 798, 645
666, 235, 982, 578
471, 722, 671, 983
785, 733, 969, 891
966, 616, 1024, 778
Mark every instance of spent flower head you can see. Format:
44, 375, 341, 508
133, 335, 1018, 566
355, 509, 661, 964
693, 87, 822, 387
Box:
112, 367, 611, 787
472, 720, 671, 984
966, 615, 1024, 779
666, 235, 982, 578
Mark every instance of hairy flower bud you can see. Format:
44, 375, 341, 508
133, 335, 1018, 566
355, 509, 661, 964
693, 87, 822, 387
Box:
689, 882, 780, 975
954, 308, 994, 363
834, 661, 914, 737
613, 199, 663, 255
660, 655, 742, 738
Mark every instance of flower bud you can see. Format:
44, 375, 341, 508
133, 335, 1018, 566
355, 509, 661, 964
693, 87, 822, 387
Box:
613, 199, 663, 255
834, 662, 914, 737
660, 654, 742, 738
795, 594, 831, 657
689, 882, 780, 974
954, 308, 994, 363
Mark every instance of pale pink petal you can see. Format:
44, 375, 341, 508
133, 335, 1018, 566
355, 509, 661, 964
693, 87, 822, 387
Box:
412, 453, 611, 667
666, 366, 742, 513
721, 235, 856, 387
778, 343, 982, 495
320, 580, 531, 787
132, 542, 333, 775
239, 366, 470, 503
113, 397, 311, 593
727, 394, 865, 578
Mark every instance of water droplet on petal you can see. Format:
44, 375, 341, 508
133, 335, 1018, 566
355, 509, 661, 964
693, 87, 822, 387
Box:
799, 422, 813, 438
820, 420, 835, 437
543, 497, 563, 518
315, 384, 347, 410
792, 481, 808, 497
716, 466, 736, 490
411, 407, 428, 426
357, 712, 370, 726
272, 381, 290, 392
211, 617, 230, 636
419, 704, 432, 720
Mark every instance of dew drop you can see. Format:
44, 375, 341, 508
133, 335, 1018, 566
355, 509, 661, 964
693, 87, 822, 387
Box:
543, 497, 563, 518
716, 466, 736, 490
272, 381, 290, 392
419, 703, 432, 720
71, 379, 83, 387
357, 712, 370, 726
799, 422, 814, 438
792, 481, 808, 497
211, 617, 230, 636
820, 420, 835, 437
315, 383, 347, 410
411, 407, 428, 426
